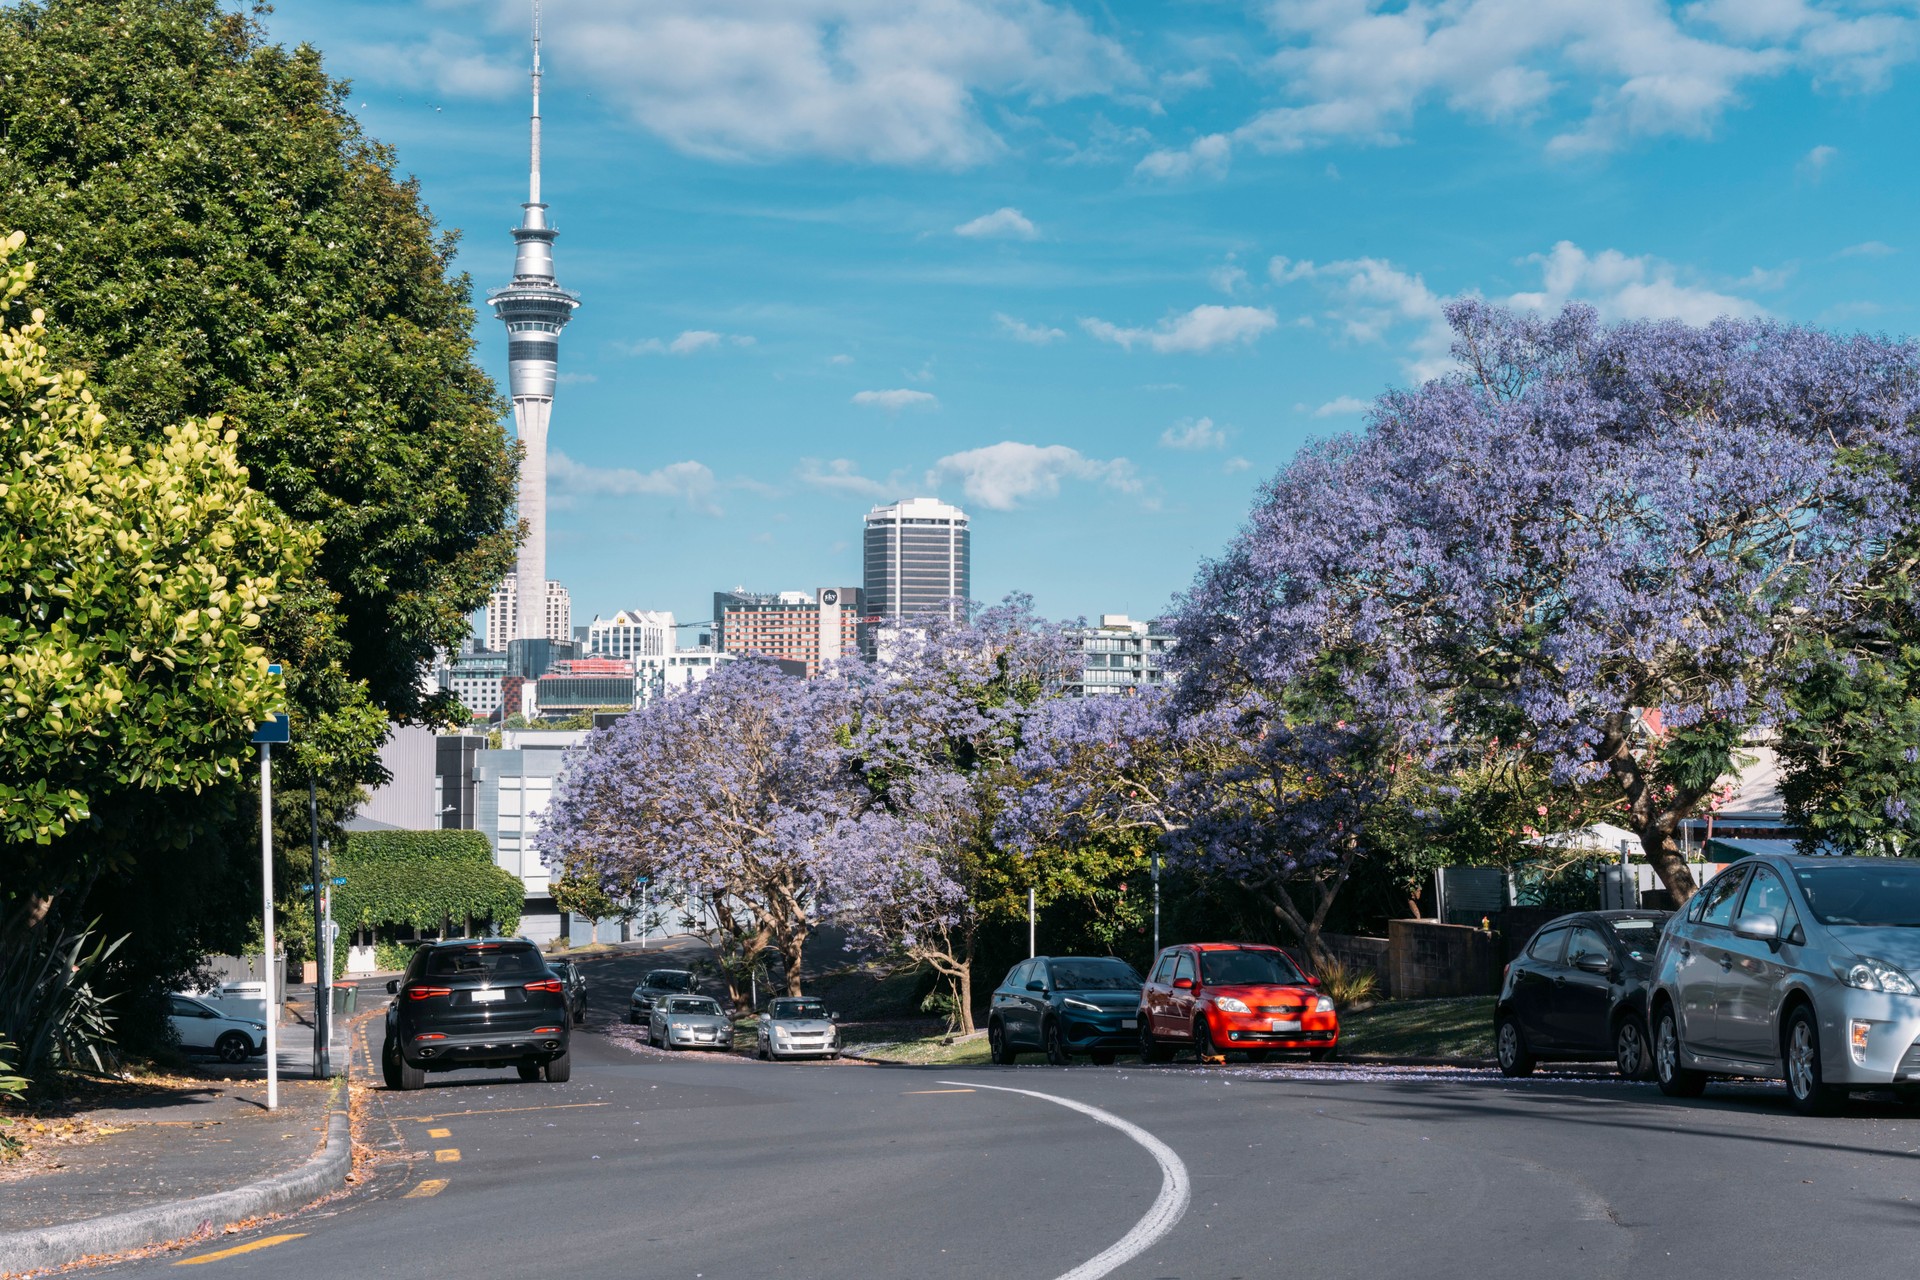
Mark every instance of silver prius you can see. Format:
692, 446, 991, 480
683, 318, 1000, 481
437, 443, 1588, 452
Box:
1648, 853, 1920, 1115
756, 996, 840, 1061
648, 995, 735, 1052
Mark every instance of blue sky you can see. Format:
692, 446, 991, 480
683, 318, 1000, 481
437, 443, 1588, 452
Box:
258, 0, 1920, 635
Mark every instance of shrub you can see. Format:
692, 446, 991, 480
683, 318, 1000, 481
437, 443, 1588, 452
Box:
334, 830, 523, 939
1317, 958, 1380, 1008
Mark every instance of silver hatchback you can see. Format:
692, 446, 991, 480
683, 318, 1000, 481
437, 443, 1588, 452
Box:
1649, 853, 1920, 1114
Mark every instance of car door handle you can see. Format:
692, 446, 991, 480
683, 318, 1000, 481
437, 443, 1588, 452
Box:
1720, 957, 1732, 971
1554, 976, 1566, 986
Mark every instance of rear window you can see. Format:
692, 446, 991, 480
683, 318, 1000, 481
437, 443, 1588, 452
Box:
666, 997, 721, 1015
1199, 949, 1306, 986
424, 945, 545, 979
1049, 959, 1142, 991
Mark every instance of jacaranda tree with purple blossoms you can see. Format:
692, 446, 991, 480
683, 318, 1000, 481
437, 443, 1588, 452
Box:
1177, 301, 1920, 904
536, 660, 865, 1005
838, 596, 1076, 1034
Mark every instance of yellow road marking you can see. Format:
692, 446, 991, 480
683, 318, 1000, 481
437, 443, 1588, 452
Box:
396, 1102, 608, 1122
174, 1234, 306, 1266
404, 1178, 449, 1198
434, 1148, 461, 1163
427, 1127, 451, 1138
904, 1088, 976, 1094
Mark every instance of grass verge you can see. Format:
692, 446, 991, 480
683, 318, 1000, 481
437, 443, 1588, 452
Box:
844, 1030, 992, 1067
1336, 996, 1496, 1060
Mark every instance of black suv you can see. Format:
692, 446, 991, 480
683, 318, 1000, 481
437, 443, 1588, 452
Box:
1495, 910, 1671, 1080
628, 968, 697, 1024
549, 958, 588, 1025
382, 939, 572, 1089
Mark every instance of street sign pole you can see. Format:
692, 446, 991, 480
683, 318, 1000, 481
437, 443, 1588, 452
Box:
310, 776, 329, 1080
260, 740, 277, 1111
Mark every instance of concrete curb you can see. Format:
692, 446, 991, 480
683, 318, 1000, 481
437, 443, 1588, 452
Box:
0, 1083, 352, 1275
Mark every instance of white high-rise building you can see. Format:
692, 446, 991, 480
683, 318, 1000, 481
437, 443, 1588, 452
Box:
486, 575, 571, 651
487, 3, 579, 643
863, 497, 970, 621
586, 610, 675, 660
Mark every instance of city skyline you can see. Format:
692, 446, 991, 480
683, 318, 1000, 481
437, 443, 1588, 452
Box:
261, 1, 1920, 632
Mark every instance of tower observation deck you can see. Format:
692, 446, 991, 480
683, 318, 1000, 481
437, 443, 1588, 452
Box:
488, 0, 579, 643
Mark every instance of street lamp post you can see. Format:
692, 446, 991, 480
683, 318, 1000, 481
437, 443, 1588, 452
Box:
1151, 847, 1161, 958
252, 666, 290, 1110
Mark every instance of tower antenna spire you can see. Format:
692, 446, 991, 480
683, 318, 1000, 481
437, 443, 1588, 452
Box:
529, 0, 543, 206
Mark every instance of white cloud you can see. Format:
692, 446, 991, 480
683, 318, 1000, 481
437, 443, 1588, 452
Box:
955, 207, 1038, 239
623, 329, 754, 356
829, 353, 856, 364
555, 372, 599, 385
1224, 456, 1252, 473
1134, 132, 1230, 180
1143, 0, 1918, 175
1312, 396, 1373, 418
1209, 262, 1250, 295
796, 458, 891, 497
339, 33, 519, 99
1839, 240, 1896, 257
537, 0, 1137, 167
1080, 304, 1277, 354
1800, 143, 1839, 178
931, 441, 1140, 510
1160, 416, 1228, 450
549, 452, 720, 515
1508, 241, 1765, 325
995, 313, 1067, 344
852, 388, 939, 410
1272, 240, 1766, 381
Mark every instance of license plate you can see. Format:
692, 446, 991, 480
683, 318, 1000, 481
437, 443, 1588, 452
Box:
1270, 1019, 1301, 1033
472, 989, 504, 1004
1121, 1019, 1137, 1029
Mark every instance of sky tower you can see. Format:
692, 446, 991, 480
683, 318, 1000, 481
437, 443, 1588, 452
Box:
489, 0, 579, 643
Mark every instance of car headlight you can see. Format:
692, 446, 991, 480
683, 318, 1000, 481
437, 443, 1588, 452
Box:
1212, 997, 1250, 1014
1062, 997, 1103, 1013
1837, 957, 1919, 995
1313, 995, 1335, 1013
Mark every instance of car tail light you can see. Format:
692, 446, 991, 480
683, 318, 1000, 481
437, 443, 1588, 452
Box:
524, 979, 564, 994
533, 1026, 561, 1034
414, 1032, 446, 1041
406, 985, 453, 1001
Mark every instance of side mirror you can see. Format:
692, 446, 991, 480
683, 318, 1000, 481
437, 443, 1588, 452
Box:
1732, 914, 1781, 944
831, 1012, 841, 1021
1306, 975, 1321, 986
1172, 977, 1193, 990
385, 979, 399, 994
1575, 953, 1611, 975
1026, 980, 1047, 993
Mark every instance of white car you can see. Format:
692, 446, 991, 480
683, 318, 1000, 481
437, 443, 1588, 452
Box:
756, 996, 840, 1060
168, 994, 267, 1063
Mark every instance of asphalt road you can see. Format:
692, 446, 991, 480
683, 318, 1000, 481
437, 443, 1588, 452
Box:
95, 950, 1920, 1279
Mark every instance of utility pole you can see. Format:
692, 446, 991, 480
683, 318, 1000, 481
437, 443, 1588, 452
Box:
310, 777, 330, 1080
1151, 847, 1161, 959
260, 741, 277, 1111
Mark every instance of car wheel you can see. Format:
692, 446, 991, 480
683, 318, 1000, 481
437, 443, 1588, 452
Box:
1783, 1005, 1842, 1116
381, 1036, 403, 1091
1614, 1016, 1654, 1081
1194, 1018, 1225, 1064
1139, 1019, 1174, 1065
516, 1062, 541, 1082
1496, 1014, 1535, 1078
545, 1054, 572, 1083
1243, 1049, 1269, 1064
394, 1049, 426, 1092
1043, 1019, 1072, 1066
1653, 1006, 1707, 1098
757, 1040, 769, 1061
1089, 1050, 1117, 1066
215, 1031, 251, 1064
1306, 1047, 1333, 1062
627, 1010, 638, 1025
988, 1019, 1018, 1065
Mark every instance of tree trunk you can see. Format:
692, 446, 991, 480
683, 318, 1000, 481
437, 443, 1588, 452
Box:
783, 927, 809, 997
954, 962, 975, 1036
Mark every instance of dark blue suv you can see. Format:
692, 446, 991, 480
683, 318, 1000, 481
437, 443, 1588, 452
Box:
988, 955, 1143, 1065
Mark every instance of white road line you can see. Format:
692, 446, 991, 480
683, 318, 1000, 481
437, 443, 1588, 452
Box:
940, 1079, 1190, 1280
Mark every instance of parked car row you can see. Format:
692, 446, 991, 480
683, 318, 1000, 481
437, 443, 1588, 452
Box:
627, 970, 845, 1060
988, 942, 1341, 1066
1499, 853, 1920, 1117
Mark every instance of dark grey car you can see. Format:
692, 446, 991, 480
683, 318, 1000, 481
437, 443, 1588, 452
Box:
1649, 853, 1920, 1115
628, 968, 696, 1024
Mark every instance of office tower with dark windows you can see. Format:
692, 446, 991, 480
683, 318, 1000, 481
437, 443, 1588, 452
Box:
862, 497, 971, 623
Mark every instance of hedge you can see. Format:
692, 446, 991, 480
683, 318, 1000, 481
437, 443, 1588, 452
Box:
335, 830, 524, 939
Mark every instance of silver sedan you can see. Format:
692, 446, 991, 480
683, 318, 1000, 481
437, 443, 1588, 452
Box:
756, 996, 841, 1061
648, 995, 736, 1052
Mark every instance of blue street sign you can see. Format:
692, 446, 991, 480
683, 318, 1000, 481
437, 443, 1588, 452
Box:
251, 713, 291, 744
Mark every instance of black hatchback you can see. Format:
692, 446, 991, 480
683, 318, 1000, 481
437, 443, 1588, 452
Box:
1496, 910, 1671, 1079
382, 939, 572, 1089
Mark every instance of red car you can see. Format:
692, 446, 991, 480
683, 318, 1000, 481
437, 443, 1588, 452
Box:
1138, 942, 1339, 1063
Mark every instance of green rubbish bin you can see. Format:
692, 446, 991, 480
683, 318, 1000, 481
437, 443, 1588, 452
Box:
332, 982, 358, 1016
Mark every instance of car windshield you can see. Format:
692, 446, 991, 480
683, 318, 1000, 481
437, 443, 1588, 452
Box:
1794, 864, 1920, 926
424, 945, 545, 979
1200, 949, 1306, 986
1605, 917, 1666, 958
768, 999, 827, 1020
1049, 959, 1142, 991
643, 972, 695, 992
667, 997, 721, 1016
